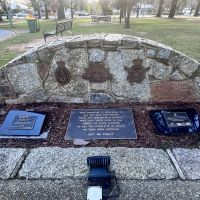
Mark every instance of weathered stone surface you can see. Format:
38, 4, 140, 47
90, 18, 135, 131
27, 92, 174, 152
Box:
19, 147, 177, 180
0, 148, 27, 179
148, 59, 173, 80
107, 50, 150, 100
179, 58, 199, 77
172, 148, 200, 180
44, 49, 89, 98
5, 88, 47, 104
2, 34, 200, 104
103, 34, 123, 46
147, 49, 157, 58
170, 70, 186, 81
6, 63, 41, 94
151, 80, 200, 102
121, 36, 140, 48
89, 93, 115, 103
37, 47, 53, 63
67, 36, 86, 48
85, 34, 103, 48
90, 81, 111, 91
0, 85, 16, 98
37, 63, 50, 82
195, 76, 200, 89
157, 48, 172, 60
48, 95, 85, 103
1, 180, 200, 200
88, 48, 105, 62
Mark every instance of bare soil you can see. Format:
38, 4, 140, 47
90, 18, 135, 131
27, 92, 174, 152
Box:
0, 102, 200, 149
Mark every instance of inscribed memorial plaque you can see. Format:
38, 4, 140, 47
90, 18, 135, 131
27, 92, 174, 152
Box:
0, 110, 46, 136
150, 108, 200, 136
66, 109, 137, 140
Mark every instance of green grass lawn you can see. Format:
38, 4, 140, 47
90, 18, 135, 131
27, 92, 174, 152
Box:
0, 17, 200, 68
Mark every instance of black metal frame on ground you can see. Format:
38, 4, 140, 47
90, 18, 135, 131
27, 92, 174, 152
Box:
43, 20, 73, 42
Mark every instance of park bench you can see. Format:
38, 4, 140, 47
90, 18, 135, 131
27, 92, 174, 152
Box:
43, 20, 73, 42
91, 16, 111, 23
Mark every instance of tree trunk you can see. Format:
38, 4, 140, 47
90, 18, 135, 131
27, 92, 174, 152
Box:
194, 0, 200, 16
120, 8, 123, 24
168, 0, 177, 18
136, 6, 140, 18
125, 8, 131, 28
156, 0, 164, 17
44, 4, 49, 19
57, 0, 65, 20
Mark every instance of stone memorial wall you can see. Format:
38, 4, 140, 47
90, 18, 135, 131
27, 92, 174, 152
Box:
0, 34, 200, 104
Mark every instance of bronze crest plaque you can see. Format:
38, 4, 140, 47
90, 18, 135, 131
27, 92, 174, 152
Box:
55, 61, 71, 85
125, 58, 150, 84
82, 62, 113, 83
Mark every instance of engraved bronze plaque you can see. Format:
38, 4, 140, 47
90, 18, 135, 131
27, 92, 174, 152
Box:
9, 116, 37, 130
66, 109, 137, 140
55, 61, 71, 85
82, 62, 113, 83
125, 58, 150, 84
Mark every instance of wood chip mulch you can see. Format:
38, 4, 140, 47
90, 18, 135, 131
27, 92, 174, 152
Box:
0, 102, 200, 149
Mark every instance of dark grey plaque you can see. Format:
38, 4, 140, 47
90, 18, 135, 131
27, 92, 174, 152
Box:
9, 116, 37, 130
66, 109, 137, 140
164, 112, 192, 128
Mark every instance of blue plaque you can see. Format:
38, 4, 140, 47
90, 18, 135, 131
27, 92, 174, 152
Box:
0, 110, 46, 136
150, 108, 200, 136
66, 109, 137, 140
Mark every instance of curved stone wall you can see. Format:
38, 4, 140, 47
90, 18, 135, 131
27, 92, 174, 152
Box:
1, 34, 200, 104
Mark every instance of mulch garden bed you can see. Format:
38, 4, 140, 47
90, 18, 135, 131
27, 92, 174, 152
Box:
0, 102, 200, 149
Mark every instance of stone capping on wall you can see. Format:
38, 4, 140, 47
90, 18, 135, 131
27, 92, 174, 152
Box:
0, 34, 200, 104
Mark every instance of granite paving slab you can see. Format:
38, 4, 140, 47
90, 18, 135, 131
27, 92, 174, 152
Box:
0, 180, 200, 200
0, 148, 27, 179
19, 147, 178, 180
172, 148, 200, 180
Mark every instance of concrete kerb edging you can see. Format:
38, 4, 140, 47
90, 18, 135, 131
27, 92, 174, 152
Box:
17, 147, 178, 180
0, 147, 200, 181
166, 149, 186, 180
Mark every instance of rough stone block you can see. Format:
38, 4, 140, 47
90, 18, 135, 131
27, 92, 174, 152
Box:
88, 48, 105, 62
19, 147, 177, 180
0, 148, 27, 179
157, 48, 172, 60
89, 93, 115, 103
179, 58, 199, 77
150, 80, 200, 102
148, 59, 173, 80
44, 48, 89, 97
6, 63, 41, 94
172, 148, 200, 180
0, 85, 16, 98
121, 36, 140, 49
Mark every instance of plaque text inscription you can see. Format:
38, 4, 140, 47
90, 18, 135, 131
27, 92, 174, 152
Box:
66, 109, 137, 140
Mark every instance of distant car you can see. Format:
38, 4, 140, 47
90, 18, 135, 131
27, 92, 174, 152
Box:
75, 11, 90, 16
16, 11, 28, 17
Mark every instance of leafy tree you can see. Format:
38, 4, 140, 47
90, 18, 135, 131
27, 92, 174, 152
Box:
41, 0, 49, 19
194, 0, 200, 16
168, 0, 178, 18
30, 0, 41, 18
99, 0, 111, 15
